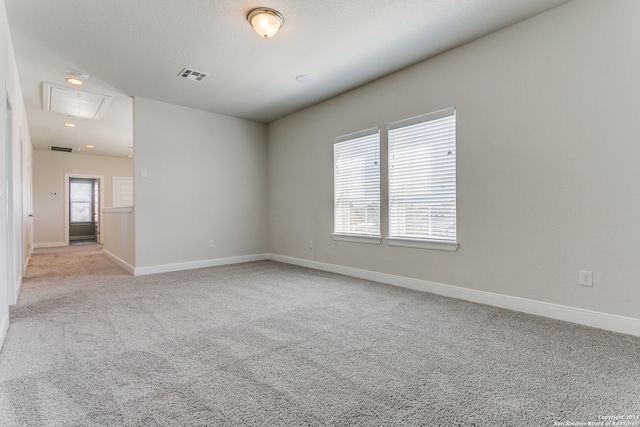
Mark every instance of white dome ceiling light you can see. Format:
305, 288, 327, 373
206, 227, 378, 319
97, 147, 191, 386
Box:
247, 7, 284, 39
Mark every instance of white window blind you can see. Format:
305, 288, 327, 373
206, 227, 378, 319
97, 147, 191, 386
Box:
388, 108, 456, 242
334, 128, 380, 237
69, 179, 94, 223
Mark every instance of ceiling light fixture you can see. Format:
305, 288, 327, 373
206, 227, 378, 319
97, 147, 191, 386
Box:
247, 7, 284, 39
66, 72, 89, 86
64, 122, 76, 127
85, 144, 94, 148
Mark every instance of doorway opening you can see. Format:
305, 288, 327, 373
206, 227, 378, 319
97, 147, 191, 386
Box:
64, 173, 104, 246
69, 178, 98, 244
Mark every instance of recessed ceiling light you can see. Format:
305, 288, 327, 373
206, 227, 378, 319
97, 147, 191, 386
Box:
66, 72, 89, 86
85, 144, 94, 148
64, 122, 76, 127
296, 74, 313, 84
66, 77, 83, 85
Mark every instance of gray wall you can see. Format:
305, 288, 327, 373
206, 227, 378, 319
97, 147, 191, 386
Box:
32, 150, 133, 246
267, 0, 640, 320
133, 97, 268, 268
1, 0, 32, 339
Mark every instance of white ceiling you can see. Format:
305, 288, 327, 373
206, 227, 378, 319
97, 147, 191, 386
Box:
5, 0, 571, 158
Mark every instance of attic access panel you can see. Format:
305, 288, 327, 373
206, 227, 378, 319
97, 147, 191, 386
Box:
42, 83, 112, 119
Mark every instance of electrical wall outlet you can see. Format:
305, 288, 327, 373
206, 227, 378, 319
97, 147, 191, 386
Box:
209, 240, 215, 248
308, 240, 314, 249
579, 270, 593, 287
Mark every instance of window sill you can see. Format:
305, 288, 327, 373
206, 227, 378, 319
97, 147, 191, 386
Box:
332, 234, 382, 245
102, 206, 133, 213
385, 237, 459, 252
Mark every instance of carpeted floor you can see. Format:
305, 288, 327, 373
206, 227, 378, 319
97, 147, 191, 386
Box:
0, 245, 639, 426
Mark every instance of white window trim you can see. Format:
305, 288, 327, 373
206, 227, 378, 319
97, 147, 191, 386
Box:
388, 107, 457, 246
333, 127, 381, 240
385, 237, 458, 251
332, 234, 382, 245
334, 127, 379, 144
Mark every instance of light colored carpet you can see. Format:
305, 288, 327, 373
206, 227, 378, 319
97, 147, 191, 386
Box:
0, 245, 638, 426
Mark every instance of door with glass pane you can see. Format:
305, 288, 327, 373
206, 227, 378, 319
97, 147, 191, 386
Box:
69, 178, 98, 243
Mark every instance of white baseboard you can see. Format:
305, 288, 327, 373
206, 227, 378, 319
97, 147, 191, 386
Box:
134, 254, 270, 276
102, 249, 135, 275
268, 254, 640, 338
33, 242, 67, 249
0, 312, 8, 353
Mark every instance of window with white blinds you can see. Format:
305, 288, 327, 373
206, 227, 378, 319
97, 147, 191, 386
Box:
334, 128, 380, 237
388, 108, 456, 242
